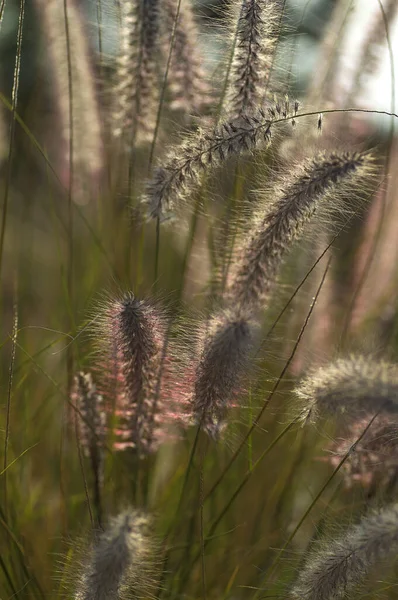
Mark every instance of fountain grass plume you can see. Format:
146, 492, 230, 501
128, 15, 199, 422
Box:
228, 151, 375, 312
192, 309, 254, 438
225, 0, 279, 118
290, 503, 398, 600
34, 0, 103, 178
112, 0, 160, 143
74, 509, 152, 600
93, 292, 170, 457
144, 99, 297, 220
294, 355, 398, 425
163, 0, 213, 115
326, 414, 398, 489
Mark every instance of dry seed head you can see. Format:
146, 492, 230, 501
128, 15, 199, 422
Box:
75, 509, 152, 600
162, 0, 213, 115
144, 101, 297, 220
294, 356, 398, 424
326, 413, 398, 489
225, 0, 279, 118
228, 151, 373, 311
290, 503, 398, 600
192, 310, 254, 437
71, 371, 106, 459
94, 293, 170, 457
112, 0, 160, 143
34, 0, 103, 178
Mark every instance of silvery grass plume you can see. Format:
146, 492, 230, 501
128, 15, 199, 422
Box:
225, 0, 279, 118
290, 503, 398, 600
294, 356, 398, 425
192, 309, 254, 437
326, 414, 398, 490
34, 0, 103, 181
145, 99, 297, 220
112, 0, 160, 143
71, 371, 106, 478
228, 151, 374, 312
94, 293, 170, 457
162, 0, 213, 115
74, 509, 152, 600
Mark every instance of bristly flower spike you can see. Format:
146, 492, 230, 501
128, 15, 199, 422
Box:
290, 503, 398, 600
228, 151, 374, 312
34, 0, 103, 179
294, 355, 398, 425
74, 509, 152, 600
144, 101, 297, 220
112, 0, 160, 143
192, 310, 254, 437
162, 0, 213, 115
225, 0, 279, 118
95, 293, 169, 457
71, 372, 106, 524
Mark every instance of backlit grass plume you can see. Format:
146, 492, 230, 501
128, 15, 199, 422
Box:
225, 0, 279, 118
34, 0, 103, 180
71, 372, 106, 523
112, 0, 160, 143
294, 356, 398, 424
290, 504, 398, 600
145, 100, 297, 220
163, 0, 213, 115
74, 509, 152, 600
326, 414, 398, 490
228, 151, 373, 311
192, 310, 254, 437
94, 293, 169, 457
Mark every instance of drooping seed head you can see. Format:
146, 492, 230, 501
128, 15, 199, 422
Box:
229, 151, 375, 311
144, 101, 298, 220
290, 503, 398, 600
71, 371, 106, 460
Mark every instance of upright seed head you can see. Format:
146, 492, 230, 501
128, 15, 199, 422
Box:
192, 310, 254, 438
225, 0, 279, 118
228, 151, 374, 311
112, 0, 160, 144
71, 371, 106, 461
94, 293, 170, 457
34, 0, 103, 181
74, 509, 152, 600
294, 355, 398, 424
290, 504, 398, 600
162, 0, 213, 115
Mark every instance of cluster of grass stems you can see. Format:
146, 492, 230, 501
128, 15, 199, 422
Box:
1, 0, 398, 598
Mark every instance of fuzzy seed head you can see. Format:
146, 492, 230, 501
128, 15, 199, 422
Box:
290, 504, 398, 600
294, 356, 398, 424
94, 293, 170, 457
75, 509, 152, 600
326, 414, 398, 489
145, 102, 299, 220
192, 310, 254, 437
229, 151, 373, 311
71, 371, 106, 459
226, 0, 279, 118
